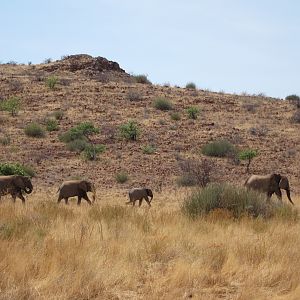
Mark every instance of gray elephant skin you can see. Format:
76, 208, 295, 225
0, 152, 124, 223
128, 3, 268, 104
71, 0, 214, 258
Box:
0, 175, 33, 204
244, 173, 294, 205
126, 188, 153, 207
57, 180, 96, 205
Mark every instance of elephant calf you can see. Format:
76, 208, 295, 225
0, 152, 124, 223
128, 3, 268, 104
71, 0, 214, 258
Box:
126, 188, 153, 207
245, 173, 294, 205
57, 180, 96, 205
0, 175, 33, 204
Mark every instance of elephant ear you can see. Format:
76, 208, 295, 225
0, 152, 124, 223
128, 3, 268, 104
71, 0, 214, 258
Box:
12, 176, 25, 189
271, 173, 281, 185
279, 176, 289, 190
146, 188, 153, 197
79, 181, 88, 192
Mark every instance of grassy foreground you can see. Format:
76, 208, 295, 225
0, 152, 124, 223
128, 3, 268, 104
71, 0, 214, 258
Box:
0, 192, 299, 299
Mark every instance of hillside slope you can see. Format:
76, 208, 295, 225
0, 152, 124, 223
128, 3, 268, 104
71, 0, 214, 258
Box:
0, 54, 299, 195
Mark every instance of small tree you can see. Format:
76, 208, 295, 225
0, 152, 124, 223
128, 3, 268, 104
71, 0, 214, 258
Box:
239, 149, 258, 173
0, 97, 20, 116
119, 120, 140, 141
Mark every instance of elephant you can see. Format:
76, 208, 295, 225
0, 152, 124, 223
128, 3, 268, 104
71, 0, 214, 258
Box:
57, 180, 96, 205
0, 175, 33, 204
126, 188, 153, 207
244, 173, 294, 205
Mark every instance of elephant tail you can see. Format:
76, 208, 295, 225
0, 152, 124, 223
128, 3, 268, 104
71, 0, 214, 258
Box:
244, 177, 250, 186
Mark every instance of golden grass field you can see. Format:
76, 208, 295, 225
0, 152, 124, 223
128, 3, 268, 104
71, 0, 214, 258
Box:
0, 190, 299, 300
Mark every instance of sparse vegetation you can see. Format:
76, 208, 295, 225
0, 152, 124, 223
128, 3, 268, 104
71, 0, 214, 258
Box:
182, 183, 294, 219
239, 149, 258, 173
202, 140, 234, 157
177, 157, 215, 187
82, 144, 105, 161
45, 119, 59, 131
43, 58, 52, 64
52, 110, 64, 120
116, 171, 128, 183
46, 76, 58, 89
142, 144, 156, 154
119, 120, 140, 141
60, 122, 100, 159
24, 122, 45, 138
242, 102, 259, 113
127, 90, 142, 101
249, 125, 269, 136
66, 139, 89, 152
170, 112, 181, 121
185, 82, 196, 89
154, 97, 173, 111
0, 96, 20, 116
133, 74, 151, 84
60, 122, 99, 143
0, 162, 34, 177
0, 135, 10, 146
186, 106, 200, 119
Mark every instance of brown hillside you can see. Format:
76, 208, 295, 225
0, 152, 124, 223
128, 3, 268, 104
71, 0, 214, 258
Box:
0, 55, 299, 195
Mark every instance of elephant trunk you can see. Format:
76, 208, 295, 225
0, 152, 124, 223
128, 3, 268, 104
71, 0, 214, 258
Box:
286, 189, 294, 205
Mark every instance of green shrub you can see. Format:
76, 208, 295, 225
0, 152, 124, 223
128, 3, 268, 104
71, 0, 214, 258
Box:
119, 120, 140, 141
133, 74, 151, 84
202, 140, 234, 157
239, 149, 258, 173
66, 139, 89, 152
0, 135, 10, 146
24, 123, 45, 138
60, 122, 99, 143
52, 110, 64, 120
186, 82, 196, 89
186, 106, 200, 119
82, 144, 105, 161
116, 171, 128, 183
0, 97, 20, 116
142, 144, 156, 154
154, 97, 173, 111
0, 163, 35, 177
46, 76, 58, 89
170, 112, 181, 121
46, 119, 59, 131
182, 184, 270, 219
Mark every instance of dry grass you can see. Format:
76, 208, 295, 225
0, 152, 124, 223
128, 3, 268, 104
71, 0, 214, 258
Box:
0, 192, 299, 299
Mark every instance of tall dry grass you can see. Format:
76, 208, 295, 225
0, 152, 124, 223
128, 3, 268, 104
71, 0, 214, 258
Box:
0, 191, 299, 299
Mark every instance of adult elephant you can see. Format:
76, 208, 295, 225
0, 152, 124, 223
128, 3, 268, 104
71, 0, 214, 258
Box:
57, 180, 96, 205
126, 188, 153, 207
244, 173, 294, 205
0, 175, 33, 204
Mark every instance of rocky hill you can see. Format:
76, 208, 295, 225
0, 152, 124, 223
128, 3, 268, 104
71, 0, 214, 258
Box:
0, 54, 299, 195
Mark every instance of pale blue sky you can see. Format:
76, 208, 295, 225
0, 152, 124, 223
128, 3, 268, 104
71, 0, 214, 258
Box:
1, 0, 299, 98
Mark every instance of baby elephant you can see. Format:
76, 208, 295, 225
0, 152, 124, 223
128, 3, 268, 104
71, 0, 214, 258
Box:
126, 188, 153, 207
57, 180, 96, 205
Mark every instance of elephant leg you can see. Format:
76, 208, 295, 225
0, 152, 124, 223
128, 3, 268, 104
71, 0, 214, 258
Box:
275, 189, 283, 202
139, 199, 143, 207
82, 193, 92, 205
64, 198, 69, 205
77, 196, 82, 205
57, 195, 63, 204
133, 200, 136, 206
10, 192, 17, 203
17, 192, 26, 204
144, 197, 151, 207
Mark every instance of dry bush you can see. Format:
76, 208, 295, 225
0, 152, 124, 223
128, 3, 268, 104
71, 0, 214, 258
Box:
242, 102, 259, 113
291, 110, 300, 123
177, 157, 215, 187
249, 124, 269, 136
